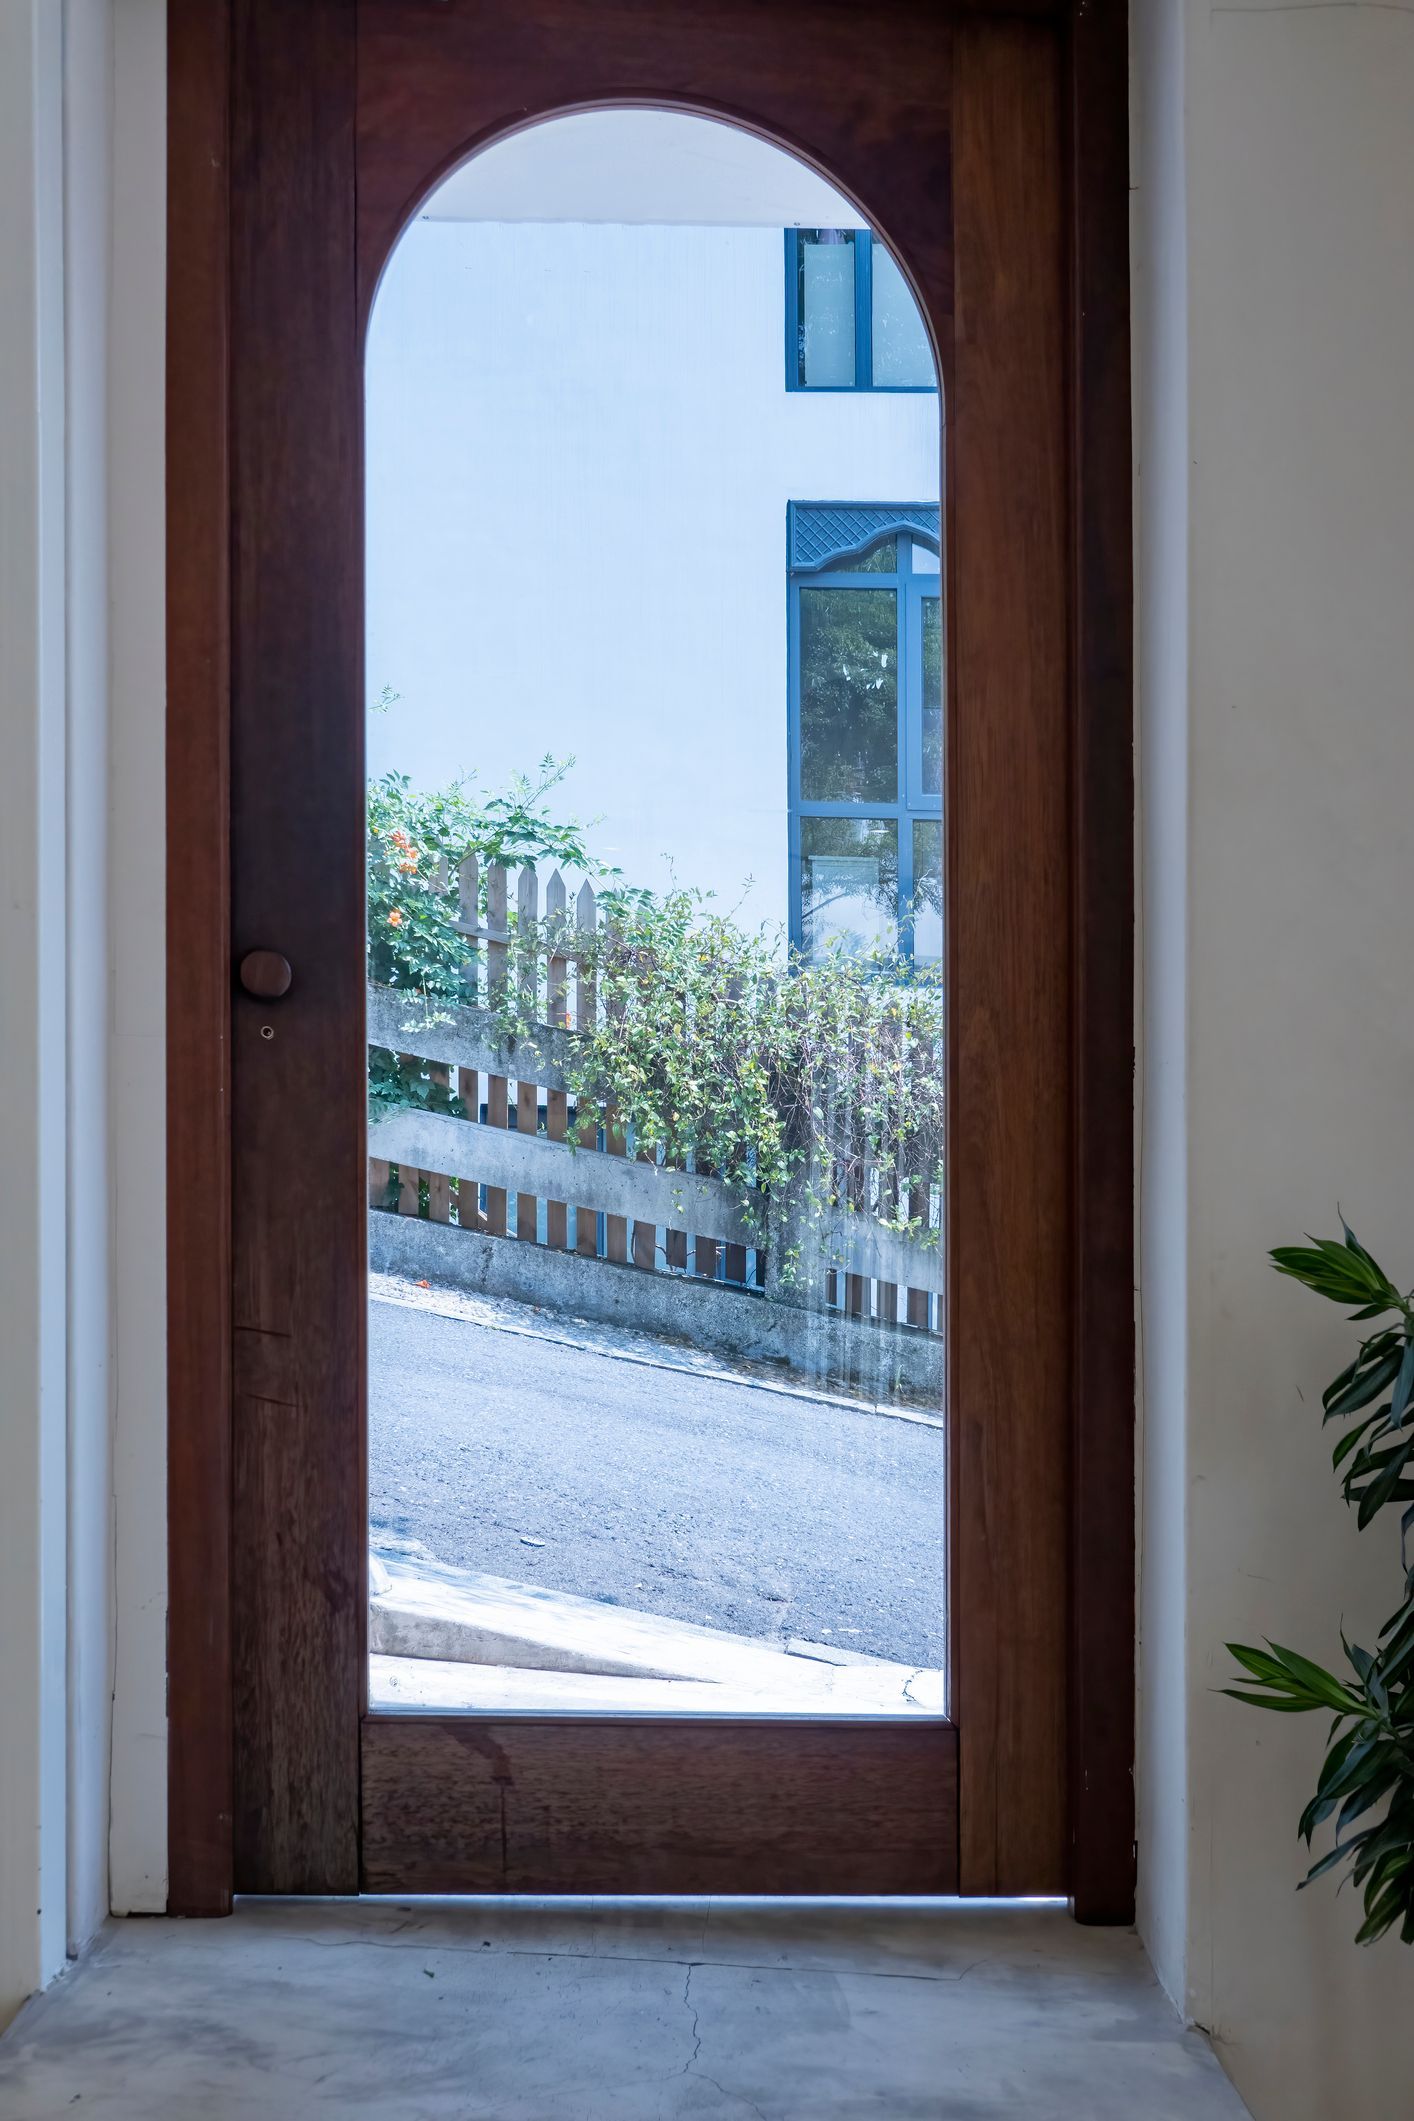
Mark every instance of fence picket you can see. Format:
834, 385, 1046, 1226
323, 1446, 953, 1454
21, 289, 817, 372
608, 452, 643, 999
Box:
845, 1078, 868, 1318
632, 1144, 657, 1270
601, 913, 629, 1265
483, 862, 509, 1235
574, 881, 598, 1258
458, 852, 480, 1002
367, 854, 944, 1333
630, 929, 658, 1268
905, 1030, 934, 1329
454, 852, 484, 1230
721, 981, 748, 1286
515, 865, 540, 1244
544, 871, 569, 1248
426, 1058, 452, 1222
906, 1181, 930, 1328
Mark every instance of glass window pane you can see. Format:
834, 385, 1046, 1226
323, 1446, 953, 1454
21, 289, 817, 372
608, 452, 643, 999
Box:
912, 818, 943, 965
799, 587, 898, 801
821, 535, 895, 575
921, 595, 942, 797
801, 817, 898, 958
909, 540, 940, 574
870, 242, 935, 389
798, 229, 856, 387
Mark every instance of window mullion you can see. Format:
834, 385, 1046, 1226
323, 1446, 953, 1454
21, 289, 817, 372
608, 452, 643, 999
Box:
855, 229, 873, 389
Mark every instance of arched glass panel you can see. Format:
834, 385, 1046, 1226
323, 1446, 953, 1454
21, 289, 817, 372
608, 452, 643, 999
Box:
365, 110, 945, 1722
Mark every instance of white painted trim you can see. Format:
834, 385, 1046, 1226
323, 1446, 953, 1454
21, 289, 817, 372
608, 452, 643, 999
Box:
0, 0, 71, 2024
63, 0, 117, 1963
1132, 0, 1191, 2017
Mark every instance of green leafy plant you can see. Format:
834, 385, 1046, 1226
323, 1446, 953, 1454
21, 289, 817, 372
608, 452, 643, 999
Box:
543, 883, 945, 1259
1225, 1221, 1414, 1943
366, 757, 613, 1117
366, 763, 945, 1257
367, 755, 607, 1000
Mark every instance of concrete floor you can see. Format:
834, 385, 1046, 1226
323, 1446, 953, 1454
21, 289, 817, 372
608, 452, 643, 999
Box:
0, 1899, 1249, 2120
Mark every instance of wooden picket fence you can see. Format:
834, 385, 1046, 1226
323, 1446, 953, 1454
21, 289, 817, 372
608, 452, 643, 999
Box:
367, 859, 942, 1334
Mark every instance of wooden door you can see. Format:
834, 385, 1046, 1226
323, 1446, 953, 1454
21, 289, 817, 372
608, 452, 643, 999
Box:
167, 0, 1133, 1911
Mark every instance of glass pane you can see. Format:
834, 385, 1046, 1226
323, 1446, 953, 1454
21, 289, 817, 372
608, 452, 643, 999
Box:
365, 123, 946, 1728
825, 536, 896, 575
801, 817, 898, 958
798, 229, 856, 387
869, 242, 936, 389
799, 588, 898, 801
921, 595, 942, 796
912, 818, 943, 965
909, 540, 940, 574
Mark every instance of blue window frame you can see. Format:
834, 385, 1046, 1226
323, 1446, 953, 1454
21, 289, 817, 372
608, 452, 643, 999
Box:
787, 503, 943, 964
785, 229, 937, 393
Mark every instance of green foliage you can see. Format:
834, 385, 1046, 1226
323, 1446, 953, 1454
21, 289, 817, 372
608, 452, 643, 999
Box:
367, 756, 607, 1000
367, 765, 945, 1257
540, 885, 945, 1254
1225, 1220, 1414, 1943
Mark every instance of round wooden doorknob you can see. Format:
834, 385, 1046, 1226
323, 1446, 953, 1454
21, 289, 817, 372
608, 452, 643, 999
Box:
238, 949, 293, 1000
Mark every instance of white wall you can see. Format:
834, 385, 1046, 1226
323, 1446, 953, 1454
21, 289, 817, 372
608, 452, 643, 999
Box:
367, 217, 940, 921
0, 0, 166, 2026
1135, 3, 1414, 2114
424, 108, 863, 226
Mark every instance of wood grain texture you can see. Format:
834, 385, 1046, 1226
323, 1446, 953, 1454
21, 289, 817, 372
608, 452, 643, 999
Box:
1066, 0, 1136, 1925
355, 0, 956, 380
949, 17, 1072, 1895
166, 0, 234, 1919
184, 0, 1135, 1904
362, 1717, 958, 1895
353, 40, 955, 1902
228, 0, 363, 1892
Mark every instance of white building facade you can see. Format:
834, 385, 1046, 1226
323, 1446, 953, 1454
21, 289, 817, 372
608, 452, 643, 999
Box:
365, 113, 942, 953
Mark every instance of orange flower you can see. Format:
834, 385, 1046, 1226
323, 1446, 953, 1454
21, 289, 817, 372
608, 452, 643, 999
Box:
387, 908, 403, 928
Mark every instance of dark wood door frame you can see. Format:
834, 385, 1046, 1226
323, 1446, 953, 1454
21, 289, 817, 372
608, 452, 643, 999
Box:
166, 0, 1133, 1922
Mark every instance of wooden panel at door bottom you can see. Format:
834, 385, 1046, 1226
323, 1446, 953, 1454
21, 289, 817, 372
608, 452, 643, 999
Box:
362, 1717, 958, 1895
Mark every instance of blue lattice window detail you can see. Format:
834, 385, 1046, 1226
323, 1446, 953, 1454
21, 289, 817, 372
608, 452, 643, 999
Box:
788, 502, 941, 575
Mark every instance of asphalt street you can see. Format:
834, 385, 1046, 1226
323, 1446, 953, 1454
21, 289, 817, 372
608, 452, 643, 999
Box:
369, 1295, 946, 1668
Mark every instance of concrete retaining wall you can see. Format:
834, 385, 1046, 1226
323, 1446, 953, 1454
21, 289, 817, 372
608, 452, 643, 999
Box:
368, 1211, 944, 1407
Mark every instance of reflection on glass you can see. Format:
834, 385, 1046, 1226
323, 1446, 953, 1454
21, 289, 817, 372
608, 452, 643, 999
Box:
921, 595, 942, 797
799, 588, 897, 801
824, 536, 896, 575
870, 243, 935, 388
366, 127, 947, 1726
798, 229, 856, 387
912, 818, 943, 965
801, 816, 898, 957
